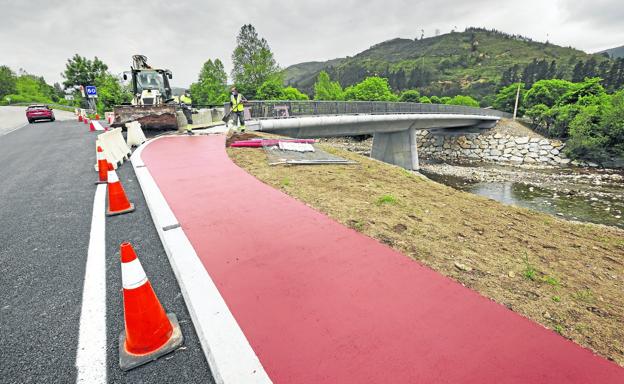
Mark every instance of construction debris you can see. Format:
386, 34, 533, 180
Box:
264, 144, 355, 166
230, 139, 316, 148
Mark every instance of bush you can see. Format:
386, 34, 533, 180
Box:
565, 105, 610, 161
399, 89, 420, 102
343, 76, 398, 102
430, 95, 441, 104
257, 76, 309, 100
446, 95, 479, 107
256, 76, 284, 100
282, 86, 309, 100
493, 83, 525, 114
314, 71, 343, 100
419, 96, 432, 104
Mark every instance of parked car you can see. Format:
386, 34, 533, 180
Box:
26, 105, 55, 123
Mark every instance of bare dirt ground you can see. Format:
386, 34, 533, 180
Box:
227, 137, 624, 366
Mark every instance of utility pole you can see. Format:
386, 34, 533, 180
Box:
513, 82, 521, 120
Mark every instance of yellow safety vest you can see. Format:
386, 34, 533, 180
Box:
180, 95, 192, 104
231, 94, 244, 112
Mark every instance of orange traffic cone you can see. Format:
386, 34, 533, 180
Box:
106, 165, 135, 216
95, 113, 100, 120
78, 114, 83, 122
96, 146, 108, 184
119, 242, 183, 371
84, 118, 89, 125
89, 120, 95, 132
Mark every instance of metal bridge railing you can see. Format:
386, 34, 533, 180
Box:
220, 100, 513, 120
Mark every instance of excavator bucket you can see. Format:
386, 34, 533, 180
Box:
112, 105, 178, 130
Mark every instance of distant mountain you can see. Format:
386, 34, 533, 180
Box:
285, 28, 609, 99
599, 45, 624, 59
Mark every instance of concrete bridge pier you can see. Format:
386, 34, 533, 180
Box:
371, 127, 419, 170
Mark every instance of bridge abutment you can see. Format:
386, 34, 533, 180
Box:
371, 128, 419, 170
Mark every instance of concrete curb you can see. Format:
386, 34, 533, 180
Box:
131, 136, 272, 384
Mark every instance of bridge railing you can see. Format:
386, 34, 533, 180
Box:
223, 100, 512, 120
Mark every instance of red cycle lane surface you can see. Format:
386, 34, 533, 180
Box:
142, 135, 623, 384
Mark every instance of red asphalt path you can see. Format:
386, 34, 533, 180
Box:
142, 135, 623, 383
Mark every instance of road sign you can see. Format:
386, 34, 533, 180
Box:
85, 86, 98, 98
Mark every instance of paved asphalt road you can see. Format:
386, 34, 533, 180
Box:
0, 106, 75, 136
0, 119, 213, 383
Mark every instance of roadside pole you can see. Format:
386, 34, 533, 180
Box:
513, 82, 521, 120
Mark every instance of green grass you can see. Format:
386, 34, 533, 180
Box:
376, 194, 398, 206
554, 324, 564, 334
544, 276, 560, 287
281, 177, 291, 187
573, 289, 595, 304
522, 252, 537, 281
552, 295, 561, 303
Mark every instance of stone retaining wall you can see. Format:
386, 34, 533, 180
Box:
417, 130, 570, 166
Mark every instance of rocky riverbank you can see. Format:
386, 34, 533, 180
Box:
420, 162, 624, 200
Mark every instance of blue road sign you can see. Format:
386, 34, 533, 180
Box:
85, 86, 97, 97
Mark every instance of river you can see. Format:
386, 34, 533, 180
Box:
420, 162, 624, 229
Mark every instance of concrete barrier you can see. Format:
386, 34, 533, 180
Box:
192, 109, 213, 125
126, 121, 147, 147
176, 111, 188, 132
211, 108, 225, 122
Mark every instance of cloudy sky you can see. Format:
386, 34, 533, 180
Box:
2, 0, 623, 88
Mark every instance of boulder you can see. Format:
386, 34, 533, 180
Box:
515, 137, 530, 144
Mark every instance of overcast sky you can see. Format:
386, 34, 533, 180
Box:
2, 0, 623, 88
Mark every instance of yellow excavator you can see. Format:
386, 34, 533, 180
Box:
112, 55, 181, 130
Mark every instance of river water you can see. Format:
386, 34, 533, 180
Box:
420, 164, 624, 230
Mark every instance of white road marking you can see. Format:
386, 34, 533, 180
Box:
75, 184, 107, 384
132, 138, 272, 384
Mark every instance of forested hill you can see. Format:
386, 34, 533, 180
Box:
600, 45, 624, 59
284, 28, 617, 99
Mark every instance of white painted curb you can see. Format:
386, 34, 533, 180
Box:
131, 136, 272, 384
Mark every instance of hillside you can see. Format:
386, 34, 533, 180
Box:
285, 28, 607, 99
600, 45, 624, 59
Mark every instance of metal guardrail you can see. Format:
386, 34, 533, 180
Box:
222, 100, 513, 120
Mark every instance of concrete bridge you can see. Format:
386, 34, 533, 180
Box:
241, 101, 507, 170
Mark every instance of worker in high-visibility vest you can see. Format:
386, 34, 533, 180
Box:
179, 90, 193, 134
229, 87, 246, 132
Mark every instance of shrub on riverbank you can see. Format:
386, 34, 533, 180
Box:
497, 78, 624, 163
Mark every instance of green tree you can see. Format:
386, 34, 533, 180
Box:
256, 75, 285, 99
399, 89, 420, 102
523, 79, 576, 109
447, 95, 479, 107
0, 65, 16, 100
342, 76, 398, 101
313, 71, 343, 100
62, 54, 108, 89
189, 58, 228, 105
281, 86, 309, 100
231, 24, 280, 98
430, 95, 441, 104
493, 83, 526, 114
565, 105, 609, 161
94, 73, 131, 114
7, 74, 56, 104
